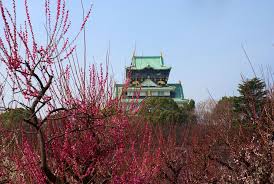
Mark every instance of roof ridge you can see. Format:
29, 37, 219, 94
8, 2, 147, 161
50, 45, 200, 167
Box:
130, 55, 171, 70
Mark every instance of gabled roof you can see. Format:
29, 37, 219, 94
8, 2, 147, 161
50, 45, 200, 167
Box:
129, 56, 171, 70
141, 79, 157, 87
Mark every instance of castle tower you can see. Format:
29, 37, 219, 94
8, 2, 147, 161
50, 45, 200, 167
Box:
115, 55, 187, 106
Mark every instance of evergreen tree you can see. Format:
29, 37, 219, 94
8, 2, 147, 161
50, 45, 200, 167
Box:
235, 77, 267, 123
0, 108, 31, 129
180, 99, 196, 123
139, 97, 195, 124
139, 97, 182, 124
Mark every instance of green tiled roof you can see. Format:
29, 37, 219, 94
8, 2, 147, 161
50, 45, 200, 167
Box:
130, 56, 171, 70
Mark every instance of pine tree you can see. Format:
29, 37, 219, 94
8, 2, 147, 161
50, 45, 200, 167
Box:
235, 77, 267, 123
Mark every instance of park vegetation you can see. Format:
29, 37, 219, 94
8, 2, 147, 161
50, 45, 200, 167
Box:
0, 0, 273, 183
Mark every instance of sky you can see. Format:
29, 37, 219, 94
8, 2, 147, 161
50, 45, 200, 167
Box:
2, 0, 274, 102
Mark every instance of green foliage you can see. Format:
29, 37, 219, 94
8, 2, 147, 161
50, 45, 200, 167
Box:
0, 108, 33, 150
181, 99, 195, 111
139, 97, 182, 124
138, 97, 195, 124
0, 108, 31, 129
215, 96, 237, 114
214, 77, 268, 126
235, 77, 267, 123
218, 96, 237, 105
180, 99, 196, 123
213, 96, 242, 127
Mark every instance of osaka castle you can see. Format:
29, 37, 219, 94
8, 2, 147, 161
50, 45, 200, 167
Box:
115, 55, 188, 106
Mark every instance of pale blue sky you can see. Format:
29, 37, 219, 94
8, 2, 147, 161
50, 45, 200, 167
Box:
2, 0, 274, 101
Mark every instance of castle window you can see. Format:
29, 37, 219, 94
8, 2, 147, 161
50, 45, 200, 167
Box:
140, 91, 146, 96
127, 91, 133, 97
151, 91, 158, 96
158, 91, 165, 96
